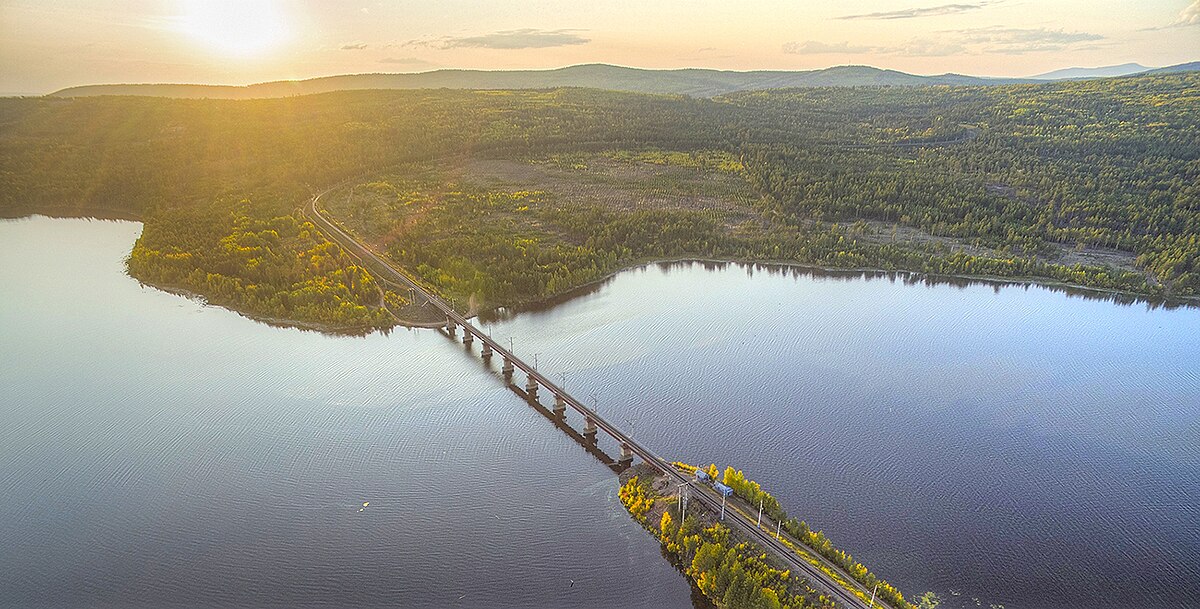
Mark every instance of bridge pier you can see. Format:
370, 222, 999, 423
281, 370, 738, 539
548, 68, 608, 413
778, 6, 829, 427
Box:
446, 316, 457, 335
462, 330, 474, 347
525, 375, 539, 400
553, 393, 566, 417
583, 416, 598, 441
481, 342, 493, 359
619, 442, 634, 465
502, 358, 514, 381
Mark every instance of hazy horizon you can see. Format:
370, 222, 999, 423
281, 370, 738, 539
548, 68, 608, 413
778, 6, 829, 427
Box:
3, 0, 1198, 95
11, 59, 1195, 96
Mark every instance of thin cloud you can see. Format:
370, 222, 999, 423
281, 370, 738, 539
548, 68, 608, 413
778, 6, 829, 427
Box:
893, 39, 968, 56
784, 27, 1099, 58
952, 27, 1103, 53
341, 42, 368, 50
783, 41, 878, 55
411, 28, 590, 50
839, 1, 999, 20
1183, 0, 1200, 26
783, 40, 963, 57
379, 57, 435, 67
1145, 0, 1200, 29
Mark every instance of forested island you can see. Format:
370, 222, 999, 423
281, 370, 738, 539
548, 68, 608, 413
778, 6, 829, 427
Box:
2, 71, 1197, 328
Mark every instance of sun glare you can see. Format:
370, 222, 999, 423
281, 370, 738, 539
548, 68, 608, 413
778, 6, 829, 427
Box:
177, 0, 290, 57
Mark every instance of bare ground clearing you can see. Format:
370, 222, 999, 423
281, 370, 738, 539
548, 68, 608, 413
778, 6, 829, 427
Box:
854, 219, 1140, 274
326, 153, 1148, 300
450, 157, 765, 227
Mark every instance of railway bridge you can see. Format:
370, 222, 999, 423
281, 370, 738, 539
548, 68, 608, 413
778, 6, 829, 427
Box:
304, 191, 886, 609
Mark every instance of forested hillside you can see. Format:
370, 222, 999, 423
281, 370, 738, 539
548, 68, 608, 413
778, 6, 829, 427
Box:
2, 72, 1197, 327
727, 75, 1200, 294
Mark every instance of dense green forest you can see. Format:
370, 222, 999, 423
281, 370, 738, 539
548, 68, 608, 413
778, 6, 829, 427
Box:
728, 77, 1200, 294
127, 198, 391, 330
2, 72, 1197, 326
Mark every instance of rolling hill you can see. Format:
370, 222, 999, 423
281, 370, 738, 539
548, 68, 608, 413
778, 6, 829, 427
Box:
1144, 61, 1200, 75
1033, 63, 1151, 80
42, 60, 1200, 100
48, 64, 1033, 99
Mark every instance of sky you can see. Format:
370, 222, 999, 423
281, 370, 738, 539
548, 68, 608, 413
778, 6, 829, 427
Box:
1, 0, 1198, 94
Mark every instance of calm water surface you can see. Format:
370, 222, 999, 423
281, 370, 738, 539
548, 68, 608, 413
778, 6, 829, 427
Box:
2, 216, 1198, 609
0, 217, 694, 609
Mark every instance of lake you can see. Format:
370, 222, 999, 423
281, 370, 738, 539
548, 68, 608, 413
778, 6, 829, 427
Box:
2, 216, 1198, 609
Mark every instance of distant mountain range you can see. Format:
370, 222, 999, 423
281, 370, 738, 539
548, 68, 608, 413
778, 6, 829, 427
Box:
1144, 61, 1200, 75
1032, 61, 1200, 80
47, 61, 1200, 100
1033, 63, 1151, 80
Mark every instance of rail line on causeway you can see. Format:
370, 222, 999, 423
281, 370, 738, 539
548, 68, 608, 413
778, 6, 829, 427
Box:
305, 190, 888, 609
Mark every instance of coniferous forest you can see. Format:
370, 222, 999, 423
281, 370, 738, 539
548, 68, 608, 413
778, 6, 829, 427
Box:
2, 72, 1197, 327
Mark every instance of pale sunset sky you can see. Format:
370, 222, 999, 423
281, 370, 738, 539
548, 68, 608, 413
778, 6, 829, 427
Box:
1, 0, 1198, 94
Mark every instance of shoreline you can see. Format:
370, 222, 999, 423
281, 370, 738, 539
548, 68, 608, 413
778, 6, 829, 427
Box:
6, 212, 413, 335
131, 277, 396, 337
125, 250, 1200, 334
477, 254, 1200, 323
10, 210, 1197, 338
0, 206, 145, 223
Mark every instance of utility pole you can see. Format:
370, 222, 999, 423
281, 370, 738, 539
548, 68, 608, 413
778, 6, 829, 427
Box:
870, 583, 878, 608
757, 498, 763, 527
676, 482, 689, 522
720, 493, 727, 521
508, 337, 514, 353
776, 519, 781, 540
533, 353, 539, 371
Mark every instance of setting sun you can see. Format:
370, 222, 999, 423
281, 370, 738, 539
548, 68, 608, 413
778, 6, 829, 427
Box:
2, 2, 1199, 609
176, 0, 290, 57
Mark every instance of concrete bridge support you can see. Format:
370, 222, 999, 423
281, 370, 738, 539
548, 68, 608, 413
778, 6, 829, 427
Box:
525, 375, 539, 400
502, 358, 514, 381
481, 342, 492, 359
553, 393, 567, 417
462, 331, 474, 347
619, 443, 634, 465
583, 416, 598, 441
446, 317, 457, 335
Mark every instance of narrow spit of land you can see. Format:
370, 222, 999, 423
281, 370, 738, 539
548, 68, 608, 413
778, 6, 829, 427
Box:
620, 464, 922, 609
